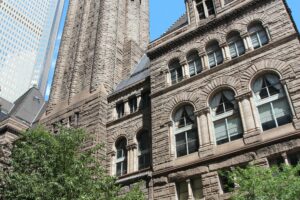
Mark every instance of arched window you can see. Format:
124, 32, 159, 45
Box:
137, 131, 151, 170
173, 105, 199, 157
210, 90, 243, 145
248, 21, 269, 49
115, 138, 127, 176
169, 59, 183, 85
252, 74, 292, 131
227, 31, 245, 59
187, 51, 202, 77
206, 40, 224, 68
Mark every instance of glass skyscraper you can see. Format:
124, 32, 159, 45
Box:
0, 0, 65, 102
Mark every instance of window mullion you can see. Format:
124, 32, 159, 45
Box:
225, 118, 231, 142
270, 102, 278, 127
185, 131, 189, 154
214, 52, 217, 66
235, 42, 239, 57
257, 32, 262, 47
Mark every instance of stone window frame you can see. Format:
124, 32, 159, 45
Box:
226, 31, 246, 59
137, 130, 151, 170
169, 58, 184, 85
247, 20, 270, 50
172, 104, 200, 158
251, 72, 293, 132
175, 177, 204, 200
115, 137, 128, 177
186, 49, 203, 77
205, 40, 224, 68
193, 0, 216, 22
209, 89, 244, 145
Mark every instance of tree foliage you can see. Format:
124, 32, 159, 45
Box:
0, 127, 144, 200
229, 164, 300, 200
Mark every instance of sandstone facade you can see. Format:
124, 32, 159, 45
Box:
42, 0, 300, 199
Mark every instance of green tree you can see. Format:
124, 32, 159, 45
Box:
0, 127, 145, 200
228, 164, 300, 200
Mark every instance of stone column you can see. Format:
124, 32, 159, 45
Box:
221, 44, 230, 61
127, 145, 133, 173
245, 34, 254, 51
181, 60, 189, 79
137, 94, 142, 110
187, 179, 193, 200
132, 144, 138, 172
202, 54, 210, 70
282, 152, 289, 165
168, 121, 176, 159
110, 151, 116, 176
196, 108, 214, 158
124, 100, 130, 115
236, 92, 261, 144
241, 33, 251, 52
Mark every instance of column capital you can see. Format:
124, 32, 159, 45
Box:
235, 92, 253, 101
180, 60, 188, 66
195, 107, 210, 116
127, 143, 137, 150
166, 120, 174, 127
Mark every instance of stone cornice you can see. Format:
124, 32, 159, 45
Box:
147, 0, 272, 60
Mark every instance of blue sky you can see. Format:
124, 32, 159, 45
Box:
45, 0, 300, 99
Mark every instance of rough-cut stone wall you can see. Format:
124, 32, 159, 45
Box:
47, 0, 149, 114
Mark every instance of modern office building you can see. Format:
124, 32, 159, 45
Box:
41, 0, 300, 199
0, 0, 65, 102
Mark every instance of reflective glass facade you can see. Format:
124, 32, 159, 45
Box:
0, 0, 65, 102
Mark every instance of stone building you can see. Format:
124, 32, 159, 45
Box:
0, 87, 46, 169
41, 0, 300, 199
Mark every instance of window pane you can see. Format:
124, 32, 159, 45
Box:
250, 34, 260, 49
227, 116, 243, 140
258, 30, 268, 45
258, 103, 276, 131
206, 0, 215, 15
177, 67, 183, 82
116, 163, 122, 176
187, 130, 198, 154
177, 182, 189, 200
191, 178, 204, 199
138, 152, 150, 170
189, 62, 196, 76
208, 53, 216, 67
216, 50, 223, 65
171, 69, 177, 84
176, 133, 187, 157
288, 153, 300, 167
214, 120, 228, 145
236, 40, 245, 55
273, 98, 292, 126
229, 43, 237, 58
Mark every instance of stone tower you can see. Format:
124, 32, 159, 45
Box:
47, 0, 149, 113
42, 0, 149, 152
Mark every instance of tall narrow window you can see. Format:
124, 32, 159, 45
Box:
173, 105, 199, 157
195, 0, 215, 20
129, 96, 138, 113
206, 41, 224, 68
169, 59, 183, 85
137, 131, 151, 170
116, 138, 127, 177
210, 90, 243, 145
219, 170, 235, 193
176, 181, 189, 200
141, 91, 150, 109
227, 31, 245, 59
248, 22, 269, 49
116, 102, 125, 119
187, 51, 202, 77
252, 74, 292, 131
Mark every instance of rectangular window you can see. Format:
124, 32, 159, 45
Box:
288, 152, 300, 167
195, 0, 215, 20
116, 102, 125, 119
176, 182, 189, 200
219, 170, 235, 193
191, 178, 204, 199
268, 156, 285, 168
129, 96, 138, 113
75, 112, 80, 127
176, 129, 198, 157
